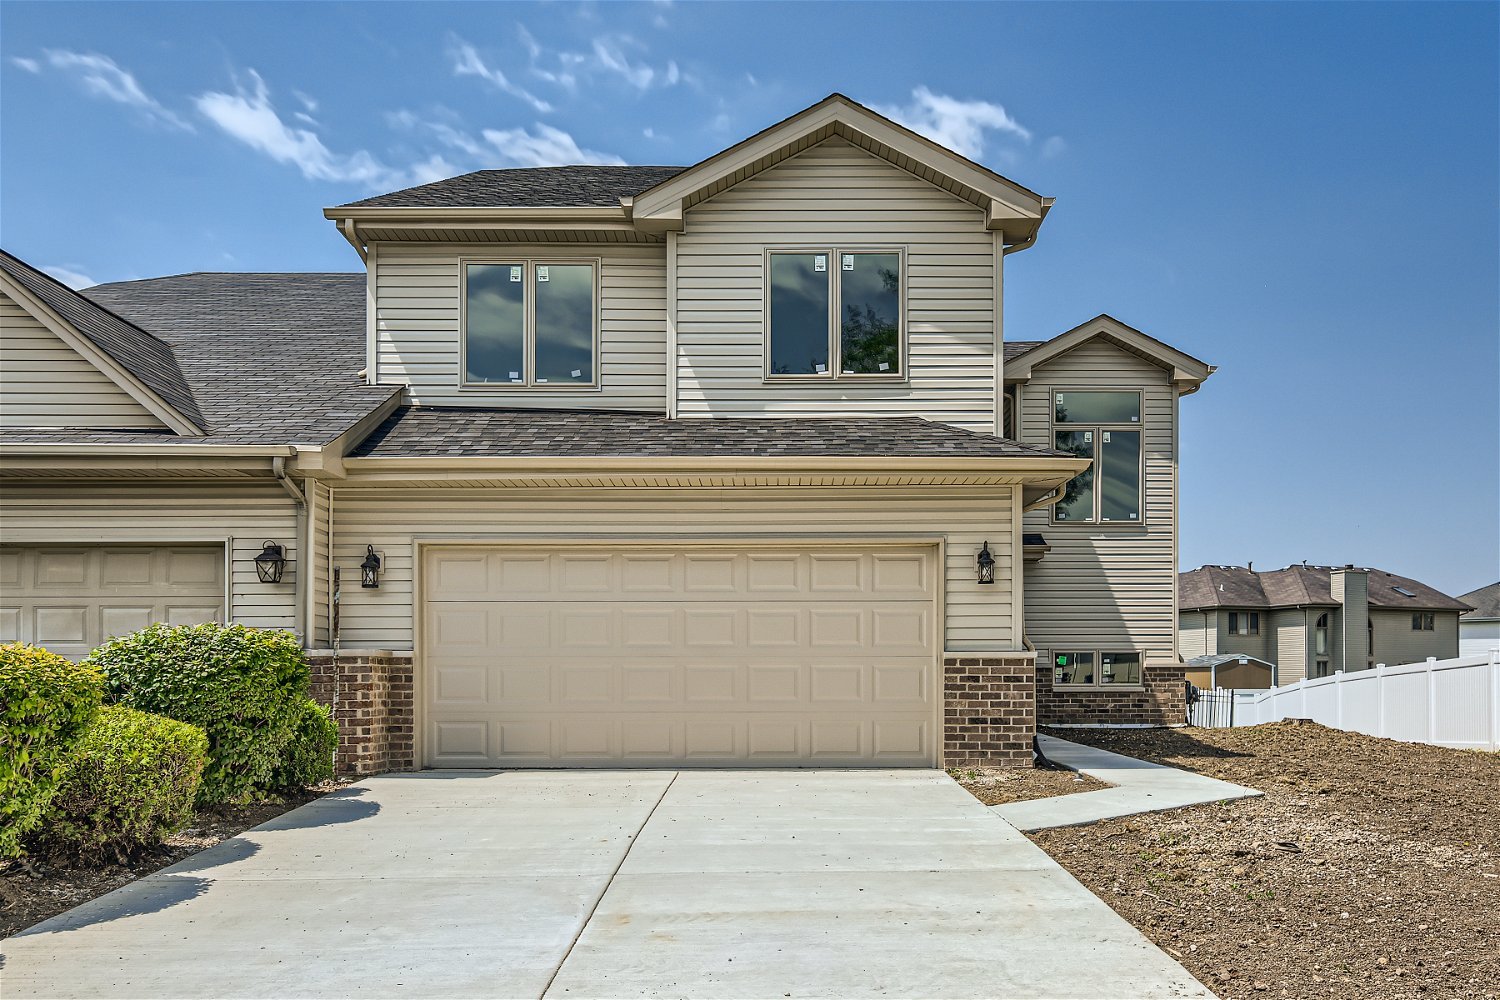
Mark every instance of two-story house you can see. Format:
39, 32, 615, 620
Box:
1, 94, 1213, 773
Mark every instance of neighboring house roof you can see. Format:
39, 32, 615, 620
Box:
349, 407, 1073, 460
340, 166, 687, 209
2, 272, 399, 447
1180, 564, 1472, 612
1005, 314, 1214, 393
0, 249, 206, 432
1458, 582, 1500, 620
1004, 341, 1046, 362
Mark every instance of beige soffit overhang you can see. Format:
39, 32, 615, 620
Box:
1006, 313, 1217, 394
627, 93, 1053, 240
0, 271, 206, 437
322, 205, 645, 252
0, 442, 296, 478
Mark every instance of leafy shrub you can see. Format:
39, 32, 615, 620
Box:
271, 699, 337, 789
0, 643, 103, 858
45, 706, 208, 860
88, 623, 309, 804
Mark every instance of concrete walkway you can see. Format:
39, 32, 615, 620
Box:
3, 769, 1212, 999
994, 734, 1261, 832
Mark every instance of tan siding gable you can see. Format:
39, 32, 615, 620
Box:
0, 290, 166, 429
674, 137, 998, 430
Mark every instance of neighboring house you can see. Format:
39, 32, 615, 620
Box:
1457, 582, 1500, 656
1179, 563, 1470, 686
0, 94, 1213, 774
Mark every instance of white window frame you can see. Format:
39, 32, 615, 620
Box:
1049, 388, 1146, 526
762, 246, 908, 382
1046, 648, 1147, 690
459, 258, 602, 391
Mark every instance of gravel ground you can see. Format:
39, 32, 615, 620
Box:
1032, 722, 1499, 1000
951, 759, 1108, 806
0, 782, 346, 939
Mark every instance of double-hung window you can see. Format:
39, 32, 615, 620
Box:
1052, 390, 1142, 524
766, 249, 903, 378
463, 261, 597, 387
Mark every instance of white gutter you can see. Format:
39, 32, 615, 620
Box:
0, 443, 296, 457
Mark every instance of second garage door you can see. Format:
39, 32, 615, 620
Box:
422, 543, 939, 767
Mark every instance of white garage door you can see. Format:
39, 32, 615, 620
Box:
422, 543, 939, 768
0, 544, 225, 658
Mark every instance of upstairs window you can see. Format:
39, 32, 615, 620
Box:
767, 249, 903, 378
1229, 611, 1260, 636
1412, 612, 1435, 631
1052, 391, 1142, 524
464, 261, 597, 387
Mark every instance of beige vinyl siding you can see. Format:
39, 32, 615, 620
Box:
326, 484, 1018, 652
1274, 608, 1307, 684
307, 478, 332, 645
1218, 610, 1272, 661
0, 291, 165, 429
372, 242, 668, 410
1020, 342, 1177, 661
674, 138, 998, 431
1369, 608, 1460, 666
0, 482, 300, 632
1178, 610, 1215, 658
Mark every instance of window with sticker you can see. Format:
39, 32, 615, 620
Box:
766, 249, 902, 378
463, 261, 596, 386
1052, 391, 1142, 524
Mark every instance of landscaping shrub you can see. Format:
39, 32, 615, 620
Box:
271, 698, 338, 789
88, 623, 309, 804
0, 643, 103, 858
45, 705, 208, 861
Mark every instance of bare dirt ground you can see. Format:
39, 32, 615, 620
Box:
951, 758, 1108, 806
1033, 722, 1499, 1000
0, 781, 347, 939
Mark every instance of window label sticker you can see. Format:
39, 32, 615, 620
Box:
570, 369, 582, 378
814, 363, 827, 373
842, 254, 854, 270
878, 361, 890, 371
814, 255, 826, 272
509, 266, 522, 282
508, 371, 520, 380
537, 266, 549, 282
1084, 431, 1093, 442
1103, 431, 1111, 442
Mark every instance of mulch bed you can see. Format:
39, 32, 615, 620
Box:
952, 758, 1108, 806
1032, 723, 1499, 1000
0, 781, 346, 939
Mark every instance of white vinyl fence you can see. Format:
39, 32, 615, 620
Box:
1191, 651, 1500, 751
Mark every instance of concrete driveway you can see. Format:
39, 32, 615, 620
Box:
2, 770, 1211, 999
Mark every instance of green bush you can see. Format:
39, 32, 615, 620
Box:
271, 699, 337, 789
88, 623, 309, 804
0, 643, 103, 858
45, 706, 208, 860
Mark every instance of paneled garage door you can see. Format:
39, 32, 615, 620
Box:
0, 544, 225, 658
422, 544, 939, 768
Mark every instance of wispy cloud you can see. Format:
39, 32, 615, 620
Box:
10, 56, 40, 73
874, 86, 1033, 160
37, 50, 191, 129
450, 38, 554, 113
42, 265, 97, 290
589, 38, 677, 91
195, 70, 452, 188
480, 123, 625, 167
517, 29, 681, 94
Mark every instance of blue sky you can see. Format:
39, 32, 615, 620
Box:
2, 1, 1496, 595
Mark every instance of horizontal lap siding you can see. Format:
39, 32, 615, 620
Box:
0, 482, 300, 632
675, 138, 997, 431
1370, 608, 1460, 666
329, 485, 1016, 652
1020, 342, 1178, 660
1274, 609, 1307, 683
374, 243, 668, 410
0, 292, 164, 429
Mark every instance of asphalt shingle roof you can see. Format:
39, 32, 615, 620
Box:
341, 166, 687, 209
1458, 582, 1500, 620
1180, 565, 1471, 613
1004, 340, 1046, 362
1, 250, 205, 429
349, 407, 1070, 460
0, 272, 398, 447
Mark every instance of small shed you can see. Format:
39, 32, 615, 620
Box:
1184, 653, 1276, 690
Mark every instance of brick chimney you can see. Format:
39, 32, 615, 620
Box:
1331, 565, 1369, 672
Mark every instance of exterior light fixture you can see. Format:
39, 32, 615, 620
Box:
360, 545, 382, 589
254, 541, 287, 584
976, 541, 996, 585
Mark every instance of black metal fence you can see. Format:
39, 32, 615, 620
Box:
1185, 683, 1238, 727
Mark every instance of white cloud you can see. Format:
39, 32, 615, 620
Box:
42, 265, 97, 290
450, 39, 554, 113
480, 123, 625, 167
518, 25, 577, 90
1041, 135, 1067, 159
10, 56, 40, 73
589, 38, 674, 91
874, 86, 1032, 160
40, 50, 190, 129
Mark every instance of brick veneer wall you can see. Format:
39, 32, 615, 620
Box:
306, 650, 416, 776
1036, 659, 1186, 727
942, 654, 1036, 768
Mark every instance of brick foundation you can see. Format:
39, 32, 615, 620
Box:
306, 650, 416, 776
1036, 659, 1186, 727
941, 654, 1037, 768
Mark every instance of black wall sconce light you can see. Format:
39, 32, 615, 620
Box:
254, 541, 287, 584
360, 545, 382, 589
976, 541, 996, 585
